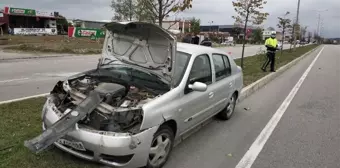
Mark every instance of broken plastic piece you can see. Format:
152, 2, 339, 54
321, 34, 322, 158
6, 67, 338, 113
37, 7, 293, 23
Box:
24, 91, 102, 154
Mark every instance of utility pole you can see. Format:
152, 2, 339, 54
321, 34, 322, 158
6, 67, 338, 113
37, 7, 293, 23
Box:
292, 0, 301, 50
316, 9, 328, 43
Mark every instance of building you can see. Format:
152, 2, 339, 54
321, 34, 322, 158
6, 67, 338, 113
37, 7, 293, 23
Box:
72, 19, 110, 29
200, 24, 257, 37
262, 30, 285, 41
156, 20, 191, 33
0, 6, 65, 35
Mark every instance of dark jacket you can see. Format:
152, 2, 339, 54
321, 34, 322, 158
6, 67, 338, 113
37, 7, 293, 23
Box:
192, 36, 200, 45
182, 35, 192, 43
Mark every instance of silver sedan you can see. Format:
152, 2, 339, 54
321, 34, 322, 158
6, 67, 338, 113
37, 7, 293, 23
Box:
25, 22, 243, 168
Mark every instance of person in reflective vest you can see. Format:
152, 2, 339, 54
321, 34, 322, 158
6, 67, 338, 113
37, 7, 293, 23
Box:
261, 33, 279, 72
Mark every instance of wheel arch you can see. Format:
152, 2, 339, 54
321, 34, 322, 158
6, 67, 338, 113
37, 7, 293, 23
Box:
159, 119, 177, 137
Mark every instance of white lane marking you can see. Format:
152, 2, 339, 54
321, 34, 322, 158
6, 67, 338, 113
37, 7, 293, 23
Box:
0, 93, 49, 105
0, 78, 29, 83
235, 46, 325, 168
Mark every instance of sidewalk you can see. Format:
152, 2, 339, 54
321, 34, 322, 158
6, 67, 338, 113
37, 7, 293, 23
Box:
0, 49, 100, 60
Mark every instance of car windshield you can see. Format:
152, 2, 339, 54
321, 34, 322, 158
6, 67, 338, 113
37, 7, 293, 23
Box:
173, 51, 191, 87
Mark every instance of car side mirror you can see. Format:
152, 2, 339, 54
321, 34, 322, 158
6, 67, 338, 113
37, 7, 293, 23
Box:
188, 82, 207, 92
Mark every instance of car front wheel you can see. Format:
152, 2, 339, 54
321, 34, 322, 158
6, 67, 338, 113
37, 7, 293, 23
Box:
218, 93, 237, 120
146, 125, 174, 168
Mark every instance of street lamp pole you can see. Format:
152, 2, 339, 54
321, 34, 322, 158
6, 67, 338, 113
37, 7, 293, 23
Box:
209, 21, 213, 32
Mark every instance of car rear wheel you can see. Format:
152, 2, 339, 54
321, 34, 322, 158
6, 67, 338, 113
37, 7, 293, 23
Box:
218, 93, 237, 120
146, 125, 174, 168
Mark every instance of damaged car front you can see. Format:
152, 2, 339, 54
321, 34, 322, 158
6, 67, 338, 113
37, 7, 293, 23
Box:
25, 22, 179, 168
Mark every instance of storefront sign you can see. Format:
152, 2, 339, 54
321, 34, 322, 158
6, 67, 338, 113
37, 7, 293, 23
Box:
68, 27, 105, 38
13, 28, 57, 35
36, 10, 54, 17
9, 7, 36, 16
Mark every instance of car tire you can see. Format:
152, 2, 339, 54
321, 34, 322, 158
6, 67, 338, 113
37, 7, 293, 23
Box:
146, 125, 174, 168
218, 93, 237, 120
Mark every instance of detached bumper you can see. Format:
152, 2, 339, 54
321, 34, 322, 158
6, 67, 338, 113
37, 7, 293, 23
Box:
43, 101, 158, 168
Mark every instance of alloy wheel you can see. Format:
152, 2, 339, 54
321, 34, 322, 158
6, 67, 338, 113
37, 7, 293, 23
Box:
148, 133, 172, 167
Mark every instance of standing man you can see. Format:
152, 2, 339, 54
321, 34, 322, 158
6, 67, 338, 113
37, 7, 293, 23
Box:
192, 33, 200, 45
261, 33, 279, 72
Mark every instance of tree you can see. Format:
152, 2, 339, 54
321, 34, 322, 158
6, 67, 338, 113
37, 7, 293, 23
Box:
140, 0, 193, 27
289, 23, 300, 51
232, 21, 242, 41
56, 15, 69, 34
111, 0, 136, 21
277, 12, 292, 54
190, 17, 200, 34
251, 27, 263, 44
300, 26, 307, 41
135, 0, 155, 22
267, 26, 275, 31
307, 31, 312, 43
232, 0, 269, 68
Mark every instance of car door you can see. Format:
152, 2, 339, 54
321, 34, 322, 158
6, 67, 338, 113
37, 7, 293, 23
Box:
178, 54, 215, 135
210, 53, 234, 113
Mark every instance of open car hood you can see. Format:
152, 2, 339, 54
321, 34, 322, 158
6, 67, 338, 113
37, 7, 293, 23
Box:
101, 22, 177, 82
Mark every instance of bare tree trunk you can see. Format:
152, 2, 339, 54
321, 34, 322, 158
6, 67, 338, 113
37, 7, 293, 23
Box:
289, 24, 295, 52
281, 29, 285, 56
240, 11, 250, 69
158, 0, 163, 27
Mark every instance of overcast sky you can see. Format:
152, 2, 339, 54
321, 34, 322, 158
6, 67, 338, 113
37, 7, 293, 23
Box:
1, 0, 339, 37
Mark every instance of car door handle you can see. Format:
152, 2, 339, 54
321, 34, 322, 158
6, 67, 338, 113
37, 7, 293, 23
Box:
229, 82, 233, 88
208, 92, 214, 98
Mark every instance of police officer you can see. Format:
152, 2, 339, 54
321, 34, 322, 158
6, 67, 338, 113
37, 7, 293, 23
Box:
261, 32, 279, 72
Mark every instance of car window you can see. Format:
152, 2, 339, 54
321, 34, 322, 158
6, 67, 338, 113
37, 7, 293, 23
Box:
212, 54, 227, 81
212, 54, 231, 81
222, 55, 232, 76
189, 54, 212, 85
173, 51, 191, 87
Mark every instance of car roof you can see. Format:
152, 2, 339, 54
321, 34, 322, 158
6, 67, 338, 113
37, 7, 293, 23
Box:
176, 42, 227, 56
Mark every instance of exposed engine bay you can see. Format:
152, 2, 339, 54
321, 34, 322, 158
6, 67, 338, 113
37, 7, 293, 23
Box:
50, 75, 158, 134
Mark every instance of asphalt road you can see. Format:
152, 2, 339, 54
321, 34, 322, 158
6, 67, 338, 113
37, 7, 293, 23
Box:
163, 45, 340, 168
0, 44, 301, 101
0, 56, 99, 101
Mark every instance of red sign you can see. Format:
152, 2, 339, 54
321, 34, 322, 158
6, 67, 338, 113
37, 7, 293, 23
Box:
4, 7, 9, 14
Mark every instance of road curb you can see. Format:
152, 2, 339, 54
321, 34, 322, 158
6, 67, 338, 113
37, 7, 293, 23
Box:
0, 93, 49, 105
238, 45, 321, 102
0, 45, 320, 105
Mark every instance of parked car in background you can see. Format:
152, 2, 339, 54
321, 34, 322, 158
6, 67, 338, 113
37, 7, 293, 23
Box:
200, 38, 213, 47
25, 22, 243, 168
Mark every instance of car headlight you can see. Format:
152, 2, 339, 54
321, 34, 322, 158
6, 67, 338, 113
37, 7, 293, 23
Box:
63, 80, 71, 92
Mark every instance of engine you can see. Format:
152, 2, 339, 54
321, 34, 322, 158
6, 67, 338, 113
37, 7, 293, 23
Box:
51, 76, 156, 134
